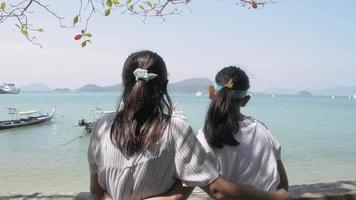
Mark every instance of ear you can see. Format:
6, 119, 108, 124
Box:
240, 95, 250, 107
208, 85, 216, 100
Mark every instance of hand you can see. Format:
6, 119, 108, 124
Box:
272, 189, 292, 200
101, 192, 112, 200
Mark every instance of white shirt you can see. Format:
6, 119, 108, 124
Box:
197, 116, 281, 192
88, 113, 219, 200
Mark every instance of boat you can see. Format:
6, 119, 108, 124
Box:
79, 107, 115, 134
195, 91, 204, 96
0, 83, 20, 94
353, 94, 356, 99
0, 107, 55, 130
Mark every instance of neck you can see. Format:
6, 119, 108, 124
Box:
238, 113, 247, 121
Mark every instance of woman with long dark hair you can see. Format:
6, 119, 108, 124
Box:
88, 51, 289, 200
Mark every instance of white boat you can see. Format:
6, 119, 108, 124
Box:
195, 91, 204, 96
0, 83, 20, 94
353, 94, 356, 99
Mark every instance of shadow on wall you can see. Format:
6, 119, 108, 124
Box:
0, 181, 355, 200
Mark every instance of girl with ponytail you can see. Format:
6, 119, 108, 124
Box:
88, 52, 289, 200
198, 66, 289, 192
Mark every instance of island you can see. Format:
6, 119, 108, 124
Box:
298, 90, 313, 96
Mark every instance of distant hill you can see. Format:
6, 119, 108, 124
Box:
298, 90, 313, 96
74, 78, 212, 93
261, 86, 356, 96
169, 78, 212, 92
53, 88, 71, 92
313, 86, 356, 96
21, 83, 51, 92
75, 84, 122, 92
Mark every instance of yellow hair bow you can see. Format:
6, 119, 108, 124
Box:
224, 79, 234, 89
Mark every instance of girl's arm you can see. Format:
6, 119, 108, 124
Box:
145, 181, 194, 200
277, 160, 289, 191
90, 174, 105, 200
201, 176, 289, 200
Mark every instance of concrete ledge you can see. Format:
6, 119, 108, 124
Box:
1, 181, 355, 200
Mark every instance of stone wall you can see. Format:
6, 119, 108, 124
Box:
1, 181, 355, 200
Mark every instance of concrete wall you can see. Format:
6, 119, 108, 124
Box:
1, 181, 355, 200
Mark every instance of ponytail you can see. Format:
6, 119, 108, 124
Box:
203, 87, 240, 148
203, 66, 250, 149
110, 51, 172, 156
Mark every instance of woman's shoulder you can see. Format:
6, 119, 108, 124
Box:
196, 129, 214, 153
168, 115, 193, 140
91, 112, 116, 137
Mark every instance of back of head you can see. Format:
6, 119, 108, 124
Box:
111, 50, 172, 156
203, 66, 250, 148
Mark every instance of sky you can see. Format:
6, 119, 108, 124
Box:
0, 0, 355, 91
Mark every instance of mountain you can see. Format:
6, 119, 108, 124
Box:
169, 78, 212, 92
75, 84, 122, 92
21, 83, 51, 92
314, 86, 356, 96
74, 78, 212, 93
298, 90, 313, 96
53, 88, 71, 92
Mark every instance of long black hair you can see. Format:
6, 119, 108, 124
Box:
110, 50, 172, 156
203, 66, 250, 148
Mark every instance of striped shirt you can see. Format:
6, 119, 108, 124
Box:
88, 113, 219, 200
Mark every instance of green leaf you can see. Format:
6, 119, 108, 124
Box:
37, 28, 44, 32
0, 2, 6, 10
105, 9, 111, 16
126, 0, 131, 4
85, 33, 92, 37
106, 0, 112, 8
73, 15, 79, 26
113, 0, 120, 5
86, 40, 92, 43
139, 5, 145, 10
146, 1, 152, 7
81, 41, 87, 48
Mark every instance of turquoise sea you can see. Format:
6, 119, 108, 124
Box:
0, 92, 356, 194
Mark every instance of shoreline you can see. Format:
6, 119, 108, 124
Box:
1, 180, 355, 200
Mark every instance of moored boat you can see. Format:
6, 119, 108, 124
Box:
0, 83, 20, 94
79, 107, 115, 134
195, 91, 204, 96
0, 107, 55, 130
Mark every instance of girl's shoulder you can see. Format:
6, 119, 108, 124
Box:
168, 115, 192, 139
240, 116, 270, 132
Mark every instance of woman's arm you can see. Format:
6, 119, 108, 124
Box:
90, 174, 105, 200
145, 181, 194, 200
277, 160, 289, 191
200, 176, 289, 200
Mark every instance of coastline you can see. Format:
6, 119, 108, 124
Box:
1, 181, 355, 200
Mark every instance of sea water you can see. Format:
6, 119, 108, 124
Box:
0, 92, 356, 193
